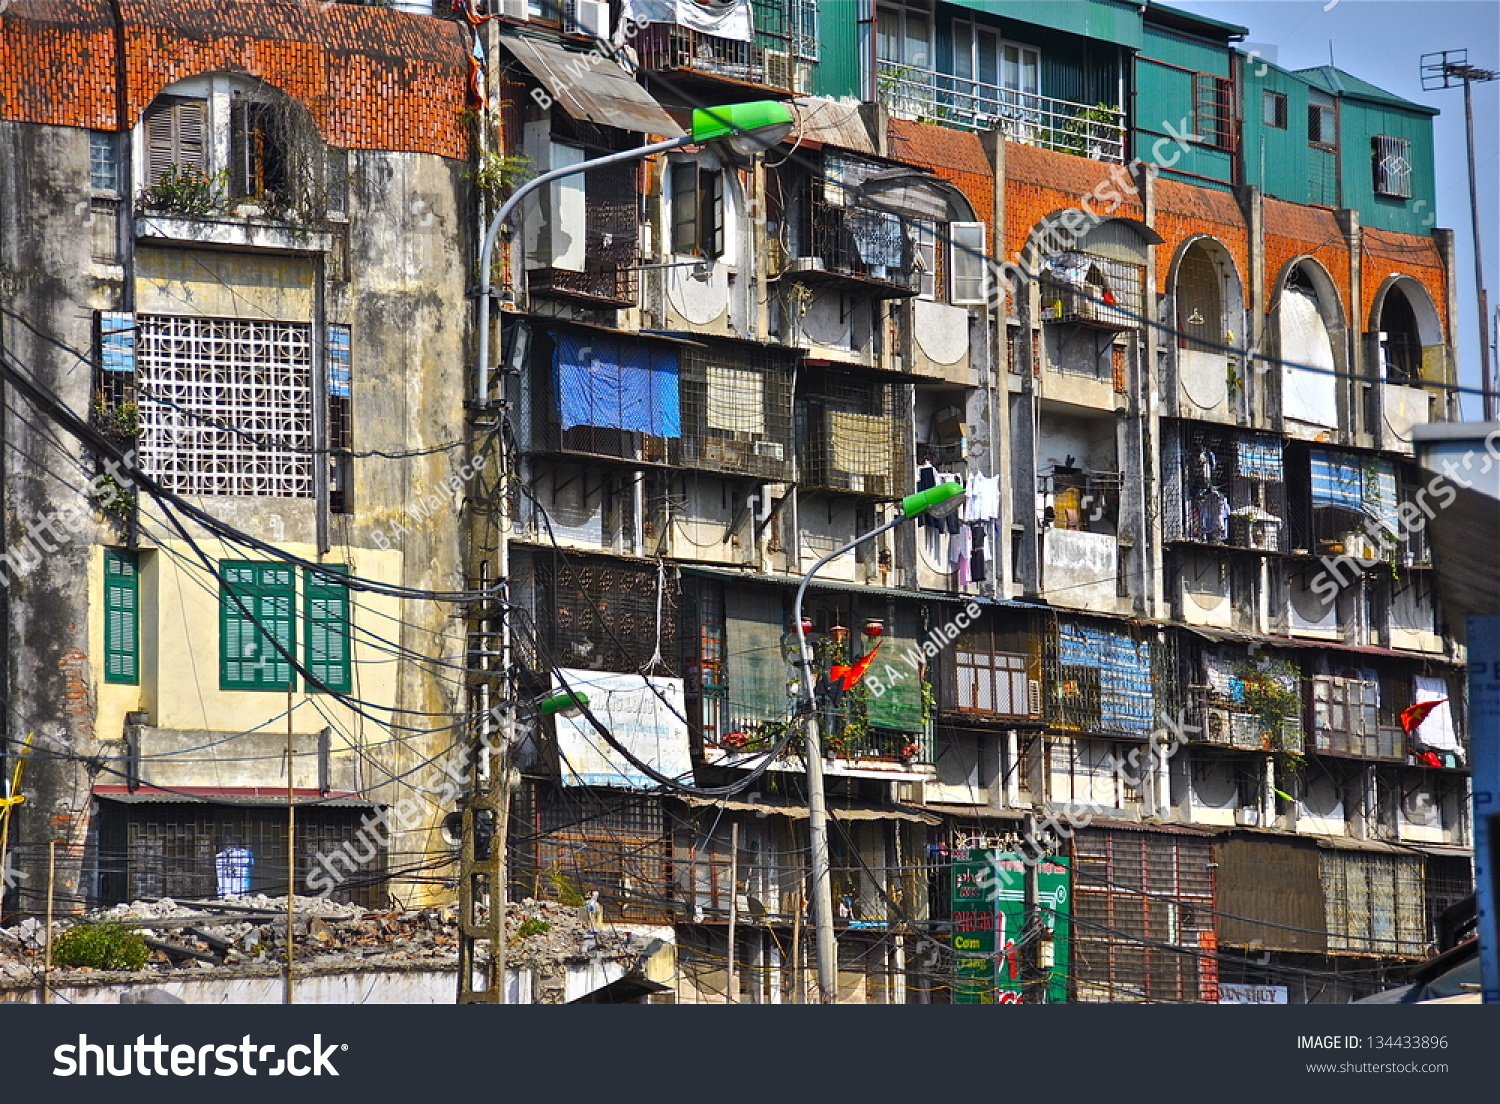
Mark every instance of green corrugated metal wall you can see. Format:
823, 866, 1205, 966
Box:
1133, 24, 1234, 189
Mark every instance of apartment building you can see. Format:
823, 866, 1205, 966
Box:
0, 0, 1472, 1004
0, 0, 474, 913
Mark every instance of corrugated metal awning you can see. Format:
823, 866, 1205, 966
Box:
678, 564, 976, 605
789, 97, 878, 155
96, 792, 376, 808
501, 33, 683, 137
679, 795, 939, 824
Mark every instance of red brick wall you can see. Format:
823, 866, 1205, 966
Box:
1362, 227, 1448, 340
1154, 179, 1250, 298
999, 141, 1144, 261
0, 0, 471, 159
886, 118, 995, 243
1262, 197, 1351, 322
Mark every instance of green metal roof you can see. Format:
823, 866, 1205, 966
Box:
945, 0, 1143, 49
1144, 1, 1248, 39
1296, 66, 1440, 116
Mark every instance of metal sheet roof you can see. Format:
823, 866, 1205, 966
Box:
501, 33, 683, 137
96, 792, 376, 808
679, 795, 940, 824
789, 97, 878, 155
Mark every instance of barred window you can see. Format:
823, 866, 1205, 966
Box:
1192, 73, 1234, 150
1372, 135, 1413, 198
136, 315, 313, 498
1262, 89, 1288, 130
1308, 90, 1337, 148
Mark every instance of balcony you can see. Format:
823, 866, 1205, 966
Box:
631, 15, 813, 95
876, 60, 1125, 162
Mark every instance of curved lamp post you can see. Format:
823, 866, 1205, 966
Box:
475, 100, 796, 405
793, 480, 966, 1002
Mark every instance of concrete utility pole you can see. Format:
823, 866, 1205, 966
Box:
1422, 52, 1497, 418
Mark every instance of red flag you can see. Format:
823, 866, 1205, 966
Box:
841, 642, 882, 691
1400, 698, 1447, 736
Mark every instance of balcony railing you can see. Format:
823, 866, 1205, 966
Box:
876, 60, 1126, 163
632, 22, 811, 94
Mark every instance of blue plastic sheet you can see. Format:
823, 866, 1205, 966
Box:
554, 330, 680, 438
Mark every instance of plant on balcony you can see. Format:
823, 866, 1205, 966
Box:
1235, 659, 1303, 748
1041, 103, 1121, 158
138, 163, 224, 217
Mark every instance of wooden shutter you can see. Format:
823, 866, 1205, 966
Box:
144, 96, 208, 186
104, 550, 140, 685
220, 562, 296, 691
670, 161, 698, 255
304, 566, 351, 694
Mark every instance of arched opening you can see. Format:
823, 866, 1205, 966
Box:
1372, 277, 1443, 384
1274, 259, 1344, 430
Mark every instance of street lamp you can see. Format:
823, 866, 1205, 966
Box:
474, 100, 796, 405
793, 480, 966, 1003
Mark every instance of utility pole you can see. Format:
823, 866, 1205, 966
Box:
1422, 51, 1498, 418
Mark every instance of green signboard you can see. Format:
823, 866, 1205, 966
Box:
950, 850, 1071, 1004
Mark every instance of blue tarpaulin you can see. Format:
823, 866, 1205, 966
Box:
1309, 450, 1364, 511
1059, 622, 1154, 737
554, 330, 681, 437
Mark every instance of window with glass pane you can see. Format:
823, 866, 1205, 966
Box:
954, 645, 1030, 716
90, 131, 120, 194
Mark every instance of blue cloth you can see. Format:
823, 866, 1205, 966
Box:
1236, 436, 1283, 481
327, 324, 351, 398
1309, 450, 1364, 511
1059, 622, 1154, 737
101, 312, 135, 374
555, 331, 680, 438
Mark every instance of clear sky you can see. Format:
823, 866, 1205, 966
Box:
1171, 0, 1499, 418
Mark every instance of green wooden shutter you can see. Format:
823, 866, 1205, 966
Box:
304, 566, 351, 694
104, 549, 139, 685
220, 562, 296, 691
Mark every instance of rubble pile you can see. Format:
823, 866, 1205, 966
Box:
0, 894, 635, 984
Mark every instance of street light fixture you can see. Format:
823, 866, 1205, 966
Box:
474, 99, 796, 405
792, 479, 966, 1003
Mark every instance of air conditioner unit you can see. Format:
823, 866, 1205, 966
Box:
763, 49, 793, 91
1235, 807, 1261, 827
499, 0, 528, 20
752, 440, 784, 461
567, 0, 609, 38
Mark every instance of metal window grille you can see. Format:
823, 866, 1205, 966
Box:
1040, 254, 1144, 331
136, 315, 313, 498
1310, 675, 1403, 760
1263, 89, 1288, 130
1193, 73, 1234, 150
797, 372, 911, 497
528, 156, 639, 306
1372, 135, 1413, 198
679, 345, 793, 480
534, 556, 679, 676
1043, 619, 1160, 739
1072, 829, 1213, 1003
1308, 91, 1337, 147
1176, 247, 1225, 353
1320, 851, 1427, 956
512, 782, 672, 923
1177, 427, 1288, 551
95, 803, 384, 908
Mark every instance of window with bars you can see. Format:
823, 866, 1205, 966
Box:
1263, 89, 1288, 130
1308, 90, 1337, 148
135, 315, 314, 498
947, 639, 1039, 719
1193, 72, 1234, 150
1372, 135, 1413, 198
104, 549, 140, 685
